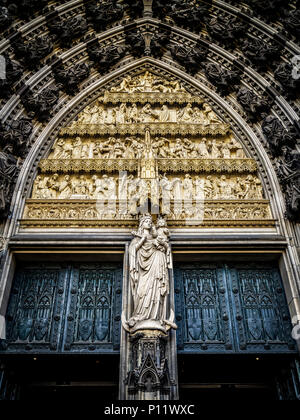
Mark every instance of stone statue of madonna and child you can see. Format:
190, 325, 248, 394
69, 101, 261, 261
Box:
122, 214, 177, 335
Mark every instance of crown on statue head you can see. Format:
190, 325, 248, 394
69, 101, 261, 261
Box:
139, 213, 152, 224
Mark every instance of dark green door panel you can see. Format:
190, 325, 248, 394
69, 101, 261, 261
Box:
174, 263, 297, 354
1, 263, 122, 354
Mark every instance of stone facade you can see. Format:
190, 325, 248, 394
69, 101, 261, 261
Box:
0, 0, 299, 400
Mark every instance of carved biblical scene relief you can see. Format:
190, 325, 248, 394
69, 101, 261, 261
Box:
22, 71, 274, 229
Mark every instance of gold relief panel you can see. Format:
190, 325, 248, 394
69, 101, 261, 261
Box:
31, 173, 264, 201
44, 135, 246, 163
22, 72, 275, 230
21, 200, 274, 229
69, 101, 214, 126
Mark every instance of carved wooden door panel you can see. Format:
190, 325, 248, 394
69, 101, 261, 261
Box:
1, 263, 122, 354
174, 263, 297, 354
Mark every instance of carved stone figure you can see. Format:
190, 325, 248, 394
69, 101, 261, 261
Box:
183, 174, 193, 200
1, 117, 33, 158
241, 38, 281, 69
58, 175, 72, 199
116, 103, 128, 124
204, 175, 214, 199
284, 175, 300, 222
196, 139, 210, 158
32, 175, 47, 199
281, 9, 300, 40
179, 103, 194, 122
47, 15, 88, 48
123, 0, 144, 19
4, 0, 48, 20
209, 139, 221, 159
0, 5, 12, 31
22, 85, 60, 122
166, 0, 211, 31
220, 143, 231, 159
218, 175, 232, 199
72, 137, 83, 159
0, 144, 18, 179
202, 103, 220, 124
171, 44, 208, 74
12, 34, 53, 70
126, 30, 145, 58
51, 138, 64, 159
159, 105, 171, 122
111, 72, 184, 93
150, 30, 170, 58
0, 56, 23, 99
45, 174, 59, 198
236, 87, 269, 121
208, 15, 245, 45
140, 103, 158, 122
128, 104, 139, 123
248, 0, 285, 20
205, 62, 240, 94
160, 174, 173, 214
85, 0, 124, 31
194, 176, 205, 199
229, 138, 245, 158
0, 145, 18, 216
87, 42, 126, 74
274, 63, 300, 99
262, 115, 297, 156
276, 146, 300, 180
53, 63, 90, 95
123, 214, 176, 334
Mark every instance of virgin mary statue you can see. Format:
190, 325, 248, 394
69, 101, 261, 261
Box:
122, 214, 176, 334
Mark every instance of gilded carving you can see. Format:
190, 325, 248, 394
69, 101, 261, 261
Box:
22, 71, 273, 229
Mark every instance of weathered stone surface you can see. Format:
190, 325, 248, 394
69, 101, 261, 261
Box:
236, 87, 270, 121
21, 85, 60, 122
47, 15, 88, 48
171, 43, 208, 74
262, 115, 297, 156
274, 63, 300, 99
84, 0, 125, 31
0, 55, 23, 99
205, 62, 241, 95
0, 117, 33, 158
125, 30, 145, 58
207, 15, 245, 45
241, 37, 282, 69
0, 143, 19, 219
53, 62, 90, 96
12, 34, 53, 70
87, 40, 126, 74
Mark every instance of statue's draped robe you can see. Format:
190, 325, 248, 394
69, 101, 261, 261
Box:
129, 235, 170, 325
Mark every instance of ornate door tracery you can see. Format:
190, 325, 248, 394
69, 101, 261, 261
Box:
1, 263, 122, 353
175, 263, 296, 354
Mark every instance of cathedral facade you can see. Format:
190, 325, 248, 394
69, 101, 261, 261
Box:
0, 0, 299, 401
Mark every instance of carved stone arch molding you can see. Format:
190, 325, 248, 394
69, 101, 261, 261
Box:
3, 58, 286, 237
